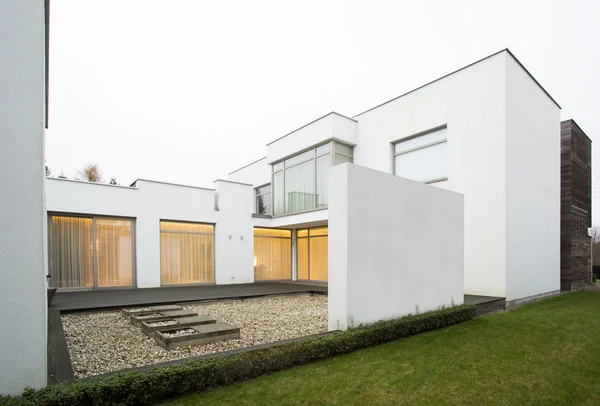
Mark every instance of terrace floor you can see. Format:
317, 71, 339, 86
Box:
50, 282, 504, 315
50, 282, 328, 311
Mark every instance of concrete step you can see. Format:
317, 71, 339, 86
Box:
154, 323, 241, 350
130, 309, 198, 327
121, 305, 183, 320
140, 315, 216, 336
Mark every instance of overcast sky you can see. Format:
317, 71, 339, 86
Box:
47, 0, 600, 220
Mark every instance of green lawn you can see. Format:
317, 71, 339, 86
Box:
161, 292, 600, 406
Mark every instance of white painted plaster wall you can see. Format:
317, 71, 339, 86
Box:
46, 178, 254, 287
0, 0, 47, 394
266, 113, 357, 164
505, 56, 561, 302
328, 164, 464, 331
353, 52, 508, 298
213, 180, 255, 284
228, 157, 270, 187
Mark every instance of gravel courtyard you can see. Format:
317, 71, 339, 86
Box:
62, 295, 327, 378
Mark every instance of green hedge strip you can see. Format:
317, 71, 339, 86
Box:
1, 304, 475, 406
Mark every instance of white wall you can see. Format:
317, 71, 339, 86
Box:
328, 164, 464, 331
228, 157, 271, 187
354, 52, 508, 298
46, 178, 254, 287
214, 180, 255, 284
0, 0, 47, 395
266, 112, 357, 164
505, 55, 561, 302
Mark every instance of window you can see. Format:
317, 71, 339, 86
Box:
254, 228, 291, 280
393, 127, 447, 183
272, 141, 353, 215
297, 227, 328, 281
255, 184, 271, 215
160, 221, 214, 285
48, 215, 134, 289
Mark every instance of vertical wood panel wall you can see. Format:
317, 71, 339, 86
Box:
560, 120, 592, 290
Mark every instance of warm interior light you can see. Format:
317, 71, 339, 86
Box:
254, 256, 257, 267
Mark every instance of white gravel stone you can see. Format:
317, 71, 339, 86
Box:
61, 295, 327, 378
162, 328, 196, 338
136, 313, 162, 319
128, 307, 153, 312
147, 320, 178, 327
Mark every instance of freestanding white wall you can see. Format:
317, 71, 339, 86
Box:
505, 56, 561, 303
0, 0, 47, 394
328, 164, 464, 331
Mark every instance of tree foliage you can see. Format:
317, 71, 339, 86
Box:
76, 164, 103, 183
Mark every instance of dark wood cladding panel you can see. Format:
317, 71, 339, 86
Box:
560, 120, 592, 290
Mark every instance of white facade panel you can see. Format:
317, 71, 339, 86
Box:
354, 52, 508, 298
228, 157, 271, 187
0, 0, 47, 395
266, 113, 357, 165
328, 164, 464, 331
505, 56, 561, 302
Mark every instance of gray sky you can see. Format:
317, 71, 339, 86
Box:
47, 0, 600, 220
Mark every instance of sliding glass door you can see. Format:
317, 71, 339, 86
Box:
254, 228, 291, 280
297, 227, 328, 281
160, 221, 215, 285
96, 219, 134, 287
49, 214, 135, 289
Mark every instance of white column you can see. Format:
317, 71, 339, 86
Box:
0, 0, 47, 395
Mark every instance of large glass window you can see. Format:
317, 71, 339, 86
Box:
393, 127, 447, 183
254, 228, 291, 280
160, 221, 214, 285
49, 216, 94, 288
297, 227, 328, 281
49, 215, 134, 289
96, 219, 134, 287
255, 184, 271, 215
272, 141, 353, 215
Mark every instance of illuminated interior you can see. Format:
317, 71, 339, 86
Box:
253, 228, 292, 280
297, 227, 328, 281
160, 221, 214, 285
49, 215, 134, 289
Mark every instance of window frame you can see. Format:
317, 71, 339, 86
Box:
271, 140, 354, 217
297, 227, 329, 281
253, 227, 292, 281
159, 219, 216, 286
254, 183, 272, 215
391, 125, 448, 184
47, 212, 137, 291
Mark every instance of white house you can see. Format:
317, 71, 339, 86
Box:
228, 48, 562, 305
44, 49, 563, 308
3, 28, 591, 392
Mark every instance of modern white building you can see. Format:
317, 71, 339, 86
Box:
229, 48, 561, 305
45, 49, 563, 309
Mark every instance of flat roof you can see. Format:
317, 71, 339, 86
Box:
562, 119, 593, 143
353, 48, 561, 118
266, 112, 357, 147
228, 156, 267, 176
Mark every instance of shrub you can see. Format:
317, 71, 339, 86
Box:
1, 305, 475, 406
593, 265, 600, 282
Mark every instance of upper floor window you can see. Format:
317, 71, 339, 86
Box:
393, 127, 447, 183
255, 184, 271, 215
272, 141, 353, 216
